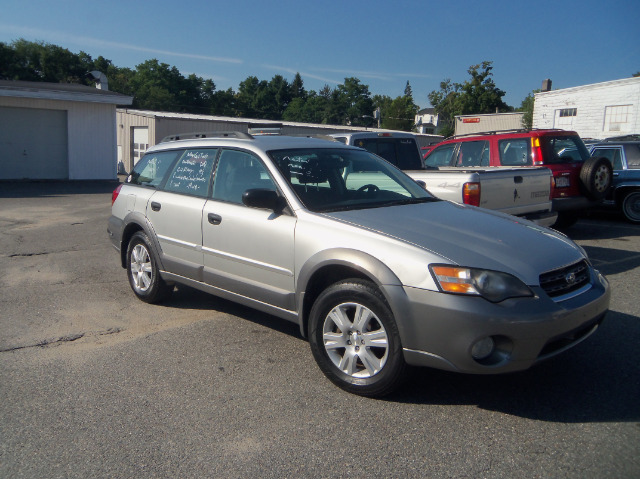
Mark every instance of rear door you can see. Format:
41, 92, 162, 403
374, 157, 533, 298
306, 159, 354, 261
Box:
145, 149, 218, 280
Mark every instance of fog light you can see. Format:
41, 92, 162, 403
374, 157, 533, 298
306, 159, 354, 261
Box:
471, 337, 495, 360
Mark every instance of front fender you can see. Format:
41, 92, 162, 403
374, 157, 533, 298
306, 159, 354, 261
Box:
296, 248, 414, 340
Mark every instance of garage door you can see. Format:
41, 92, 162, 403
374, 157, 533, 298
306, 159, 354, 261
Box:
0, 106, 68, 179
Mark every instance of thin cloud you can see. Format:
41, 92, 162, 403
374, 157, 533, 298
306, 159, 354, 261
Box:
262, 64, 341, 85
0, 24, 243, 64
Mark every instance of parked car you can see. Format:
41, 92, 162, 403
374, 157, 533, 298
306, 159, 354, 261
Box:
329, 131, 556, 226
589, 134, 640, 223
423, 129, 614, 228
108, 132, 610, 397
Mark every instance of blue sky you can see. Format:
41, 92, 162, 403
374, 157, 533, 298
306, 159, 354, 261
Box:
1, 0, 639, 110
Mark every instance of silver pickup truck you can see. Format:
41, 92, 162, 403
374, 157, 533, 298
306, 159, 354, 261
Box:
330, 131, 556, 226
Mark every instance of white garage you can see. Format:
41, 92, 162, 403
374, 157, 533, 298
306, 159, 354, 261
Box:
0, 80, 132, 180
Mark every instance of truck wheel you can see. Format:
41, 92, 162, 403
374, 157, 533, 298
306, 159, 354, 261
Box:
579, 157, 612, 201
622, 191, 640, 223
308, 279, 406, 397
126, 231, 173, 303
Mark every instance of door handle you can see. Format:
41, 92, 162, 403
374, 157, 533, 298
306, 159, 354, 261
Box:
151, 201, 161, 211
208, 213, 222, 225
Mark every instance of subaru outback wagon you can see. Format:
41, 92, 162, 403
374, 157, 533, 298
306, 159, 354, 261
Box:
108, 132, 610, 397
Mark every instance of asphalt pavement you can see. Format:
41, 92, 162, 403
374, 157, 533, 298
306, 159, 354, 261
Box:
1, 181, 638, 478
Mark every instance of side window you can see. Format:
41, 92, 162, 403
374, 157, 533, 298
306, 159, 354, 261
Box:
626, 145, 640, 169
455, 141, 490, 167
498, 139, 532, 166
425, 144, 456, 168
128, 150, 180, 187
592, 147, 622, 170
164, 149, 218, 197
212, 150, 276, 204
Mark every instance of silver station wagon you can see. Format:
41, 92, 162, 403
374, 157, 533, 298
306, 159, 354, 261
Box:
108, 133, 610, 396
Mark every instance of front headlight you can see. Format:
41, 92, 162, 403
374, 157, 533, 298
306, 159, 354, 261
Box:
430, 265, 534, 303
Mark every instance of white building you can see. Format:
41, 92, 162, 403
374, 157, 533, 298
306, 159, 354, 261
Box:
0, 80, 132, 180
533, 76, 640, 140
415, 108, 441, 135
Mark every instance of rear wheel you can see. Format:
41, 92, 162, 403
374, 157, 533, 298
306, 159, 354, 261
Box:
621, 191, 640, 223
552, 211, 579, 229
308, 279, 406, 397
580, 157, 612, 200
126, 231, 173, 303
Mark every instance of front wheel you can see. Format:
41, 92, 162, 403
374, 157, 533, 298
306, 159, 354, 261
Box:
621, 191, 640, 223
308, 279, 406, 397
126, 231, 173, 303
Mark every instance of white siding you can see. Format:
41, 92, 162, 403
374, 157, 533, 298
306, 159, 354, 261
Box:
0, 96, 118, 179
454, 113, 524, 135
533, 77, 640, 140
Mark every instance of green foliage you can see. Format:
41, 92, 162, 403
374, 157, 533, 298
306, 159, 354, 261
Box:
517, 89, 540, 130
428, 61, 510, 136
1, 39, 434, 131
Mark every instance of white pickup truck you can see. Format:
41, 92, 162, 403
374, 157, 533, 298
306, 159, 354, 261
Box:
330, 131, 556, 226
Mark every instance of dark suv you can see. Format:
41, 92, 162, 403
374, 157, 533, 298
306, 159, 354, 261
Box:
423, 129, 613, 227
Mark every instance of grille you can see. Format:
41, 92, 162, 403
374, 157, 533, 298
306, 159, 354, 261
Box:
539, 260, 591, 298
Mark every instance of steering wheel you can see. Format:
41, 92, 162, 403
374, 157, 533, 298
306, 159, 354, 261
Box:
357, 184, 380, 196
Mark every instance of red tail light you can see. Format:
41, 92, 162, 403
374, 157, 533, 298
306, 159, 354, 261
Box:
463, 182, 481, 206
112, 184, 123, 205
531, 137, 543, 165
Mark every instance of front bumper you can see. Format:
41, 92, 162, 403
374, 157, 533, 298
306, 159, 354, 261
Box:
393, 268, 610, 374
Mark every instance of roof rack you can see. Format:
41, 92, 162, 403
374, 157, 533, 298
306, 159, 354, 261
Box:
160, 131, 254, 143
290, 134, 340, 142
599, 134, 640, 142
446, 128, 565, 140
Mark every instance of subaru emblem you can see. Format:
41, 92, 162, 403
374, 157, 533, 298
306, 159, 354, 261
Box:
565, 272, 577, 285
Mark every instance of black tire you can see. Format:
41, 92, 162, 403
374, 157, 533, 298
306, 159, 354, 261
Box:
308, 279, 406, 397
552, 211, 579, 229
579, 157, 612, 201
621, 191, 640, 223
126, 231, 173, 304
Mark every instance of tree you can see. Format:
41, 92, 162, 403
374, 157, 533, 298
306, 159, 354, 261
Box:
517, 90, 540, 129
428, 61, 511, 137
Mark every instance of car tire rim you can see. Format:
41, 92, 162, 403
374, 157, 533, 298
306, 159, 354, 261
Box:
130, 243, 152, 292
322, 302, 389, 379
594, 165, 610, 192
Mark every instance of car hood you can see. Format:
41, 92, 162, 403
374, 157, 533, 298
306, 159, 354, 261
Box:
322, 201, 584, 285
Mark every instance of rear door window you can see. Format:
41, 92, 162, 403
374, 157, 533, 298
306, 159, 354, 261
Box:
498, 139, 532, 166
424, 144, 457, 168
164, 149, 218, 197
455, 141, 490, 167
591, 147, 623, 170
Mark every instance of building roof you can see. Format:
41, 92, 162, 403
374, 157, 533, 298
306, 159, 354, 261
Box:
0, 80, 133, 105
417, 108, 436, 115
534, 76, 640, 98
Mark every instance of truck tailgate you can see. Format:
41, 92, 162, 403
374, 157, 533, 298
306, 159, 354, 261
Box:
474, 167, 552, 216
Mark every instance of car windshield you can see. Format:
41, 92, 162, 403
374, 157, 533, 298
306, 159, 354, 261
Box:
542, 136, 591, 164
269, 148, 435, 212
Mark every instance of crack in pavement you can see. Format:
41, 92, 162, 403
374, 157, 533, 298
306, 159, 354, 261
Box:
0, 327, 123, 353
